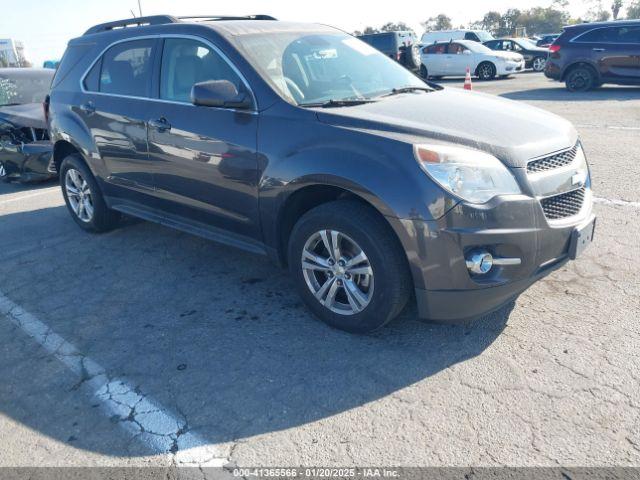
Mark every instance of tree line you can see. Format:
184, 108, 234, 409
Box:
353, 0, 640, 37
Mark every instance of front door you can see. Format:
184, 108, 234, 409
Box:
146, 37, 260, 239
446, 43, 472, 76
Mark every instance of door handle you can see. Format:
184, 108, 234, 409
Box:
80, 102, 95, 115
592, 48, 606, 52
149, 117, 171, 132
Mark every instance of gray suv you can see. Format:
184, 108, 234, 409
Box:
47, 15, 596, 333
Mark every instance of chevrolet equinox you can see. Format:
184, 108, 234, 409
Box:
47, 15, 596, 333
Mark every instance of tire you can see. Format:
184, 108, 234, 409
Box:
420, 64, 429, 79
532, 56, 546, 72
288, 200, 412, 334
476, 62, 496, 81
0, 162, 8, 183
59, 154, 120, 233
565, 65, 596, 92
406, 45, 421, 70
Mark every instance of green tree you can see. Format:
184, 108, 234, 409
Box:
518, 7, 569, 35
612, 0, 624, 19
422, 14, 453, 31
479, 11, 502, 35
627, 0, 640, 17
380, 22, 413, 33
353, 26, 380, 36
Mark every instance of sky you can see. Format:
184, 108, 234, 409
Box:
2, 0, 594, 67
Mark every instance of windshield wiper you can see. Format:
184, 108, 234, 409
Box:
379, 86, 433, 98
299, 98, 376, 108
0, 103, 22, 107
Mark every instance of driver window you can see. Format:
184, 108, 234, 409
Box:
160, 38, 242, 103
448, 43, 466, 55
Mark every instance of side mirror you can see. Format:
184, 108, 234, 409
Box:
463, 50, 472, 55
191, 80, 252, 109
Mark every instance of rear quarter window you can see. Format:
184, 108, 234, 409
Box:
51, 43, 94, 89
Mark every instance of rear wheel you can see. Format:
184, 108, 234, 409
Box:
288, 200, 411, 333
420, 65, 429, 79
0, 162, 8, 182
532, 56, 546, 72
60, 154, 120, 233
565, 66, 596, 92
476, 62, 496, 81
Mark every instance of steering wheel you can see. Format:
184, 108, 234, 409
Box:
284, 77, 305, 104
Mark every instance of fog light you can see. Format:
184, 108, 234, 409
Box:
466, 251, 494, 275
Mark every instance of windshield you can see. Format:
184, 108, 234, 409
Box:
516, 38, 538, 49
475, 31, 494, 42
235, 32, 429, 106
0, 71, 53, 106
466, 42, 493, 54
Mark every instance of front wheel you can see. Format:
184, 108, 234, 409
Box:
60, 154, 120, 233
476, 62, 496, 81
532, 56, 546, 72
420, 65, 429, 79
288, 200, 411, 333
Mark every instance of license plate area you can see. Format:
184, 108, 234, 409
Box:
569, 217, 596, 260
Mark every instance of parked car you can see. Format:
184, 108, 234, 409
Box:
537, 34, 560, 48
420, 40, 525, 80
545, 20, 640, 91
48, 15, 595, 333
357, 31, 421, 70
0, 68, 55, 182
421, 29, 494, 44
484, 38, 549, 72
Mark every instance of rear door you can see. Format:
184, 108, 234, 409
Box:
79, 39, 157, 194
145, 36, 260, 239
421, 43, 447, 75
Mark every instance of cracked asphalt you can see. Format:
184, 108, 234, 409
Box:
0, 73, 639, 469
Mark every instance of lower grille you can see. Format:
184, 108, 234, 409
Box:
541, 187, 586, 220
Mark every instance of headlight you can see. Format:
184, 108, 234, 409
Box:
414, 144, 522, 204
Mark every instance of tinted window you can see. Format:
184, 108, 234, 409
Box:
159, 38, 243, 103
424, 44, 446, 54
614, 26, 640, 43
575, 27, 624, 43
484, 40, 499, 49
464, 32, 480, 42
447, 43, 468, 54
360, 35, 394, 52
84, 59, 101, 92
100, 39, 154, 97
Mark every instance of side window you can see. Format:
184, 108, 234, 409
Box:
485, 41, 499, 50
575, 28, 608, 43
465, 32, 480, 42
424, 44, 446, 54
160, 38, 243, 103
83, 59, 101, 92
100, 39, 154, 97
613, 26, 640, 44
448, 43, 467, 54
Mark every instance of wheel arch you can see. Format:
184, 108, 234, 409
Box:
561, 61, 601, 82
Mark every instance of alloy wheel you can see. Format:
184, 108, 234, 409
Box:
479, 63, 494, 80
65, 168, 94, 223
567, 70, 591, 91
532, 57, 546, 72
301, 230, 374, 315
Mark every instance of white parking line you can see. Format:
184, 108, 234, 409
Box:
0, 187, 60, 205
576, 124, 640, 131
0, 292, 229, 468
594, 197, 640, 209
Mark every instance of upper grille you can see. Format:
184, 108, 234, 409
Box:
541, 187, 586, 220
527, 144, 578, 174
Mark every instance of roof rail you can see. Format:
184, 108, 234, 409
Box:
84, 14, 277, 35
84, 15, 179, 35
178, 15, 278, 22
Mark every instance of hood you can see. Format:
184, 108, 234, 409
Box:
314, 88, 577, 168
0, 103, 47, 130
489, 50, 524, 62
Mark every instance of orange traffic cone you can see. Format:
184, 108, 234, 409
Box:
464, 67, 473, 91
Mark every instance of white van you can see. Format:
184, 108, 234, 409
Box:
421, 30, 494, 45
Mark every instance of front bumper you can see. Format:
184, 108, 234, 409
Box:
388, 190, 595, 323
497, 60, 525, 75
0, 140, 55, 182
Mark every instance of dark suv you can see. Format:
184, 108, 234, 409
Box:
48, 15, 596, 333
545, 20, 640, 91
